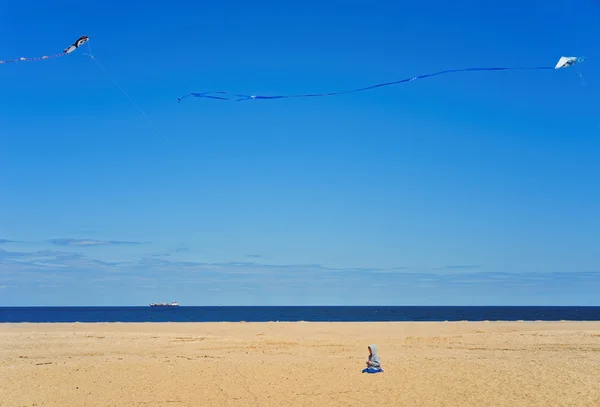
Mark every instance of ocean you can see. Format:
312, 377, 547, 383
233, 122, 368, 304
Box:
1, 306, 600, 323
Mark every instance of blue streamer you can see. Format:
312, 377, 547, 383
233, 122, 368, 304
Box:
177, 64, 565, 103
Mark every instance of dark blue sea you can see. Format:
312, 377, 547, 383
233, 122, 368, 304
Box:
1, 306, 600, 323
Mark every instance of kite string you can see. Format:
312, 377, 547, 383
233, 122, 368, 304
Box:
82, 44, 169, 141
576, 68, 587, 87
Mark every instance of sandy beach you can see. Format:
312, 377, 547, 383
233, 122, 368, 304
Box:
1, 321, 599, 406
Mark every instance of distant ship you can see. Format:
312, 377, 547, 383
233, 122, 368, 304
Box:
150, 301, 179, 307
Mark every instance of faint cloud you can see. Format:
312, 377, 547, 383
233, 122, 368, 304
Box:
201, 261, 383, 274
174, 247, 189, 253
440, 265, 481, 270
480, 272, 511, 280
1, 248, 66, 260
451, 279, 493, 284
0, 239, 24, 244
6, 243, 600, 298
48, 238, 144, 247
245, 254, 262, 259
4, 244, 600, 306
0, 248, 128, 272
371, 267, 409, 274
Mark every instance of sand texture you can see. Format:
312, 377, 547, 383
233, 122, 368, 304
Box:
1, 321, 600, 406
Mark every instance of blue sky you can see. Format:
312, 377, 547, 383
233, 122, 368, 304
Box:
1, 0, 599, 306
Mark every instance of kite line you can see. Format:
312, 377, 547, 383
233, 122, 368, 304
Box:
1, 35, 169, 141
177, 56, 586, 103
80, 45, 169, 141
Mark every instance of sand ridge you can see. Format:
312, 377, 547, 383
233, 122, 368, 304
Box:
1, 322, 599, 406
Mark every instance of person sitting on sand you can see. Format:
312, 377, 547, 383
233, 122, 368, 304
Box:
362, 344, 383, 373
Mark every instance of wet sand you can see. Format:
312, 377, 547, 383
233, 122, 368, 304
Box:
1, 321, 599, 406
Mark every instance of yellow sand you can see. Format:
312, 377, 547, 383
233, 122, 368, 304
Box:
1, 322, 599, 406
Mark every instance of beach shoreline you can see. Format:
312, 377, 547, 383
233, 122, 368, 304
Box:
2, 321, 599, 406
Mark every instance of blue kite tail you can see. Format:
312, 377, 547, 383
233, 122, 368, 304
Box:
177, 92, 231, 102
176, 61, 581, 103
362, 367, 384, 374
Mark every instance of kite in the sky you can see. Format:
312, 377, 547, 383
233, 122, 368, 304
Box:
177, 56, 586, 102
0, 35, 89, 64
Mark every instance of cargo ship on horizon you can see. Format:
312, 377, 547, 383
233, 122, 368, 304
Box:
149, 301, 179, 307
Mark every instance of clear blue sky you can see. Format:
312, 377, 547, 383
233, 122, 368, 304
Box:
1, 0, 599, 306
